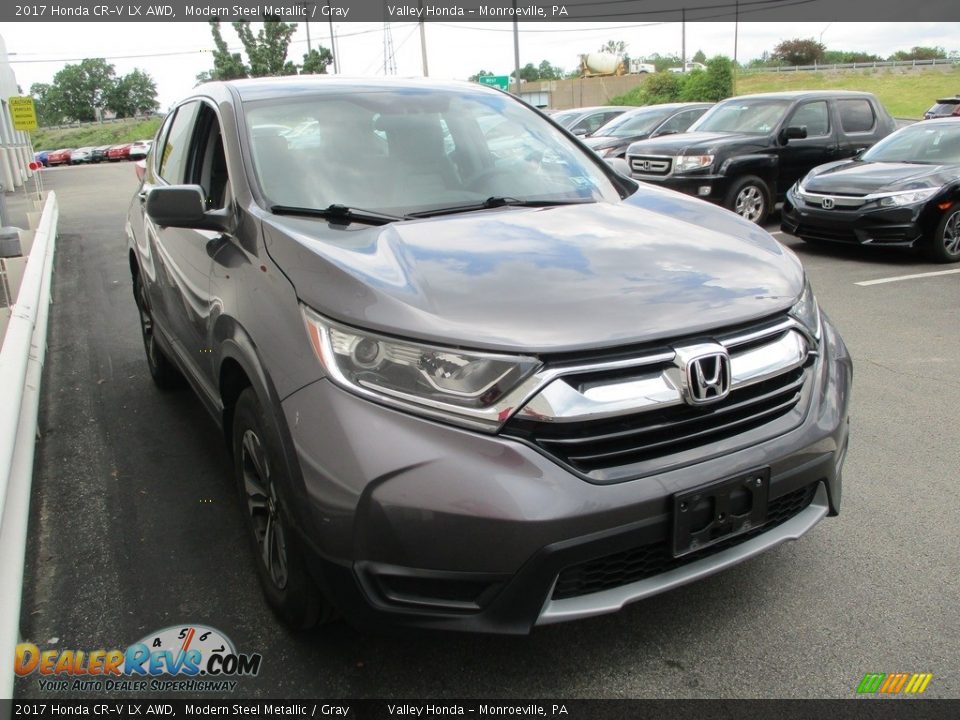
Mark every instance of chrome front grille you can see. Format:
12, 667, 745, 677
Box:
629, 155, 672, 176
502, 318, 815, 482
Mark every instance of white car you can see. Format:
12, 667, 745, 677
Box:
668, 62, 708, 74
128, 139, 152, 160
69, 147, 94, 164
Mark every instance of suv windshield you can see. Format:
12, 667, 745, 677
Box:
861, 123, 960, 164
245, 91, 621, 216
595, 108, 670, 138
690, 99, 792, 134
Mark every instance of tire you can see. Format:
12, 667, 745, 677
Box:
724, 176, 770, 225
231, 388, 333, 629
133, 273, 183, 390
925, 205, 960, 263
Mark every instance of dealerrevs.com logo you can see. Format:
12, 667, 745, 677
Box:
15, 624, 261, 693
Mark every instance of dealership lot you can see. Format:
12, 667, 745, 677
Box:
15, 162, 959, 698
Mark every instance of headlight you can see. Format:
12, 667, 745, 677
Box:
302, 307, 541, 428
877, 188, 938, 207
788, 278, 821, 341
674, 154, 714, 172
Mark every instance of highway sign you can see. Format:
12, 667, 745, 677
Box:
477, 75, 510, 91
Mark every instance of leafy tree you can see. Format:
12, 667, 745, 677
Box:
468, 70, 493, 82
510, 63, 541, 82
107, 69, 159, 118
889, 46, 946, 61
198, 18, 334, 82
680, 56, 734, 102
643, 71, 683, 103
771, 38, 826, 66
206, 19, 248, 81
822, 50, 883, 64
692, 49, 707, 64
537, 60, 563, 80
643, 53, 684, 72
234, 16, 298, 77
45, 58, 117, 122
301, 48, 333, 74
29, 82, 66, 126
599, 40, 627, 56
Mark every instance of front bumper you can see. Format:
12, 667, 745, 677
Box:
781, 189, 925, 246
629, 172, 733, 204
280, 317, 852, 634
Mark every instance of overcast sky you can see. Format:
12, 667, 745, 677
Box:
2, 21, 958, 109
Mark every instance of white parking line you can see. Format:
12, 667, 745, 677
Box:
855, 269, 960, 286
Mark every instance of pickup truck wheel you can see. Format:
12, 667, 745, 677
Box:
925, 205, 960, 263
232, 388, 335, 629
133, 274, 183, 390
725, 177, 769, 224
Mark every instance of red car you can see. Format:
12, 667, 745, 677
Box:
46, 148, 72, 166
107, 144, 133, 161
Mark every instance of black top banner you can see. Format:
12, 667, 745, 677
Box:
4, 0, 960, 23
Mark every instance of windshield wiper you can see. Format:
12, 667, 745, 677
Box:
270, 204, 407, 226
407, 196, 595, 219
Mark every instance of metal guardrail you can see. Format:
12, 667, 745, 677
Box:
739, 57, 957, 74
0, 191, 58, 701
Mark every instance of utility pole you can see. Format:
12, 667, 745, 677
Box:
681, 8, 686, 71
512, 0, 521, 95
326, 2, 338, 73
305, 5, 312, 53
418, 0, 428, 76
733, 1, 739, 94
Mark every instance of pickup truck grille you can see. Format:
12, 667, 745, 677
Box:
629, 155, 672, 176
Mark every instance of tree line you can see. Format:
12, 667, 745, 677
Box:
30, 60, 159, 126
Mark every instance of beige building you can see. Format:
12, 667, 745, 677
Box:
0, 34, 34, 197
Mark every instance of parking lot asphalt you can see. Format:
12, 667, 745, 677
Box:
15, 163, 960, 699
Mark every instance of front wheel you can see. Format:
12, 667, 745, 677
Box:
133, 274, 183, 390
925, 205, 960, 263
724, 176, 770, 225
231, 388, 334, 629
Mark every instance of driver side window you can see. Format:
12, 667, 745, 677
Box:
185, 104, 231, 210
788, 101, 830, 138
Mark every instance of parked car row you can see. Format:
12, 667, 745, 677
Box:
33, 140, 152, 167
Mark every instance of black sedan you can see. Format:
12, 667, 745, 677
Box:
782, 117, 960, 263
583, 102, 713, 160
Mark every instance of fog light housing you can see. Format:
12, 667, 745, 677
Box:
698, 186, 711, 197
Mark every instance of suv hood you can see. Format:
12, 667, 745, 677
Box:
586, 134, 645, 150
803, 160, 958, 195
627, 131, 768, 157
264, 200, 803, 353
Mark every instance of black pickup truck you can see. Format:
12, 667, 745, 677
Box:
624, 91, 896, 224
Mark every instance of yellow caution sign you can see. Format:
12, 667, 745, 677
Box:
10, 96, 38, 131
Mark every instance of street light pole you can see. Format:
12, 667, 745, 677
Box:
326, 2, 338, 73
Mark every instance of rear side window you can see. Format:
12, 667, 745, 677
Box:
158, 101, 200, 183
837, 99, 876, 133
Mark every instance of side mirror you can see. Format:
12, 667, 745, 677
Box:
606, 157, 631, 177
146, 185, 231, 233
572, 128, 589, 137
134, 159, 146, 182
779, 126, 808, 144
652, 129, 679, 138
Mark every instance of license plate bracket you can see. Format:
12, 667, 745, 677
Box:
672, 468, 770, 557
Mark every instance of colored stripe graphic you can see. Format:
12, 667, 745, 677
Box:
857, 673, 886, 693
904, 673, 933, 694
857, 672, 932, 695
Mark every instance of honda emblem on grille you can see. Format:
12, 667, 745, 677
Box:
674, 344, 732, 406
640, 160, 651, 171
821, 197, 835, 209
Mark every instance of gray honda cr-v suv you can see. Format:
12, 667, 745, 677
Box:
127, 78, 851, 634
